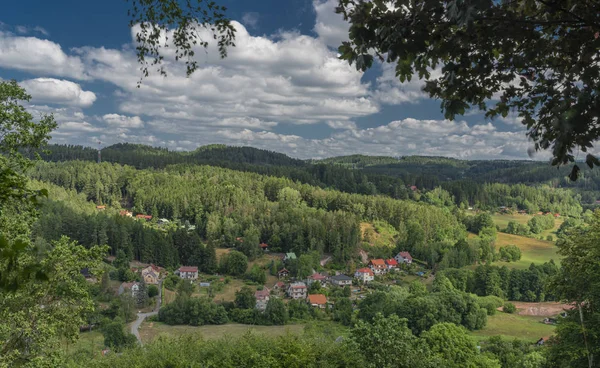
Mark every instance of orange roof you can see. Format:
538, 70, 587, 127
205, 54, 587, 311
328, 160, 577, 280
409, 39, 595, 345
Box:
356, 267, 374, 275
307, 294, 327, 305
260, 243, 268, 248
369, 259, 386, 266
136, 214, 152, 219
96, 205, 106, 209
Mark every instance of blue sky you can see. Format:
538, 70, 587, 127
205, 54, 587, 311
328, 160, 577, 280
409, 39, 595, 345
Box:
0, 0, 541, 159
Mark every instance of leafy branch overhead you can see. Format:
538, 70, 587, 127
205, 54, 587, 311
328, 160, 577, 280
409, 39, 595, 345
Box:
127, 0, 236, 84
337, 0, 600, 180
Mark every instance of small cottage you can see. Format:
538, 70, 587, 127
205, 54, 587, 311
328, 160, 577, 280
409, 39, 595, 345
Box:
255, 287, 271, 311
368, 259, 387, 275
329, 274, 352, 287
287, 282, 307, 299
394, 251, 413, 265
354, 268, 374, 283
178, 266, 198, 280
307, 294, 327, 309
118, 282, 140, 297
277, 268, 290, 279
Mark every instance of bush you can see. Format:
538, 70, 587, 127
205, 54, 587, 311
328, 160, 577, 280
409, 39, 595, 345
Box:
148, 285, 159, 298
476, 295, 504, 315
503, 302, 517, 314
546, 235, 553, 241
163, 274, 180, 290
498, 244, 522, 262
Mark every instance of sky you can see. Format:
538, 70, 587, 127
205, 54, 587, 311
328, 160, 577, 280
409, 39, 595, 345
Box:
0, 0, 546, 160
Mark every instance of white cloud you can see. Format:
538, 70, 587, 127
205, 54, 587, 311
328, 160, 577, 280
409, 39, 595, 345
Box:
313, 0, 349, 49
102, 113, 144, 128
19, 78, 96, 107
241, 12, 259, 29
373, 63, 442, 105
0, 32, 87, 79
74, 21, 374, 129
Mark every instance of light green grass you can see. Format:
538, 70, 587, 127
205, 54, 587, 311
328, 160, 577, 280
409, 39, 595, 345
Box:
493, 232, 559, 269
471, 313, 555, 342
64, 330, 105, 358
138, 322, 307, 344
492, 213, 563, 240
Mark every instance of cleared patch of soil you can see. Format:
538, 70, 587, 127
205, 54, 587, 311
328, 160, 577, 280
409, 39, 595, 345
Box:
508, 302, 573, 316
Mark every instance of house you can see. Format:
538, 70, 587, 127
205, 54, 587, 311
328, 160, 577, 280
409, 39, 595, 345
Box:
394, 251, 413, 265
272, 281, 285, 291
119, 210, 133, 217
385, 258, 398, 271
136, 214, 152, 221
554, 213, 561, 218
96, 205, 106, 210
141, 266, 159, 284
287, 282, 307, 299
517, 210, 527, 215
307, 294, 327, 309
368, 259, 387, 275
178, 266, 198, 280
354, 268, 374, 283
277, 268, 290, 279
329, 274, 353, 287
255, 287, 271, 311
118, 282, 140, 297
283, 252, 297, 262
409, 185, 417, 191
260, 243, 269, 251
306, 273, 327, 287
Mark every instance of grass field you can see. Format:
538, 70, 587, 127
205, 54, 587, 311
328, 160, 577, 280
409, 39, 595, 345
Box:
493, 232, 559, 269
63, 330, 105, 357
471, 312, 555, 342
489, 213, 561, 269
360, 221, 397, 247
491, 213, 563, 239
138, 322, 306, 344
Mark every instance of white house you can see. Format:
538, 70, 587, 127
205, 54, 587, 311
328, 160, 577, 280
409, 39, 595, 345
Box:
368, 259, 387, 275
255, 287, 271, 311
287, 282, 307, 299
394, 252, 413, 265
354, 268, 374, 283
118, 282, 140, 297
178, 266, 199, 280
306, 273, 327, 287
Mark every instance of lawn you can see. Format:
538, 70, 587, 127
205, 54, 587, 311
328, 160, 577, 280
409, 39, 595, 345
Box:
492, 213, 563, 240
493, 232, 559, 269
211, 278, 248, 303
138, 322, 306, 344
471, 312, 555, 342
64, 330, 105, 358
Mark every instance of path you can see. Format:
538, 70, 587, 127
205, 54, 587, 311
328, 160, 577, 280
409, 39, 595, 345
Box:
131, 280, 162, 345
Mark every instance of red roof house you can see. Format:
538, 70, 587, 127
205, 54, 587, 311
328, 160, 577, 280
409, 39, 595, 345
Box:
368, 259, 387, 275
385, 259, 398, 269
307, 294, 327, 308
136, 214, 152, 220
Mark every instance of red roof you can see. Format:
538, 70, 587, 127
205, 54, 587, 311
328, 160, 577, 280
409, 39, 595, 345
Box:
398, 252, 412, 260
410, 185, 417, 191
278, 268, 289, 274
369, 259, 386, 267
260, 243, 268, 248
309, 273, 327, 280
255, 288, 270, 299
307, 294, 327, 305
356, 267, 374, 276
179, 266, 198, 273
274, 281, 285, 288
385, 259, 398, 266
119, 210, 132, 216
136, 214, 152, 220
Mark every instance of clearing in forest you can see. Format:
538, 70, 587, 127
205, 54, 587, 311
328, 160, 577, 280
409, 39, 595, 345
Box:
471, 313, 555, 342
360, 221, 398, 247
137, 322, 306, 344
493, 232, 559, 269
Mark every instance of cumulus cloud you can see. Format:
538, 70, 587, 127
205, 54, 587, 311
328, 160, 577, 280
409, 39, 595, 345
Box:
0, 32, 87, 79
372, 63, 442, 105
102, 114, 144, 128
19, 78, 96, 107
241, 12, 260, 29
313, 0, 349, 49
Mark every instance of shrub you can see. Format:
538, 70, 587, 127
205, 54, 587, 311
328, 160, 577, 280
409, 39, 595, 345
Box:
148, 285, 159, 298
503, 302, 517, 314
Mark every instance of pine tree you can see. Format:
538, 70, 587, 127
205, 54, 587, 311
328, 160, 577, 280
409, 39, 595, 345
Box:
202, 243, 218, 274
136, 278, 148, 307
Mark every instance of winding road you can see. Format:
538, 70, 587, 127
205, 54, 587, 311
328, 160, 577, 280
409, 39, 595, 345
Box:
131, 281, 162, 345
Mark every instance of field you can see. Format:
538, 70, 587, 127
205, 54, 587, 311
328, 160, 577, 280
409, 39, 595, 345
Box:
491, 213, 563, 239
63, 330, 105, 357
138, 322, 306, 344
489, 213, 561, 269
493, 232, 559, 269
471, 312, 555, 342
